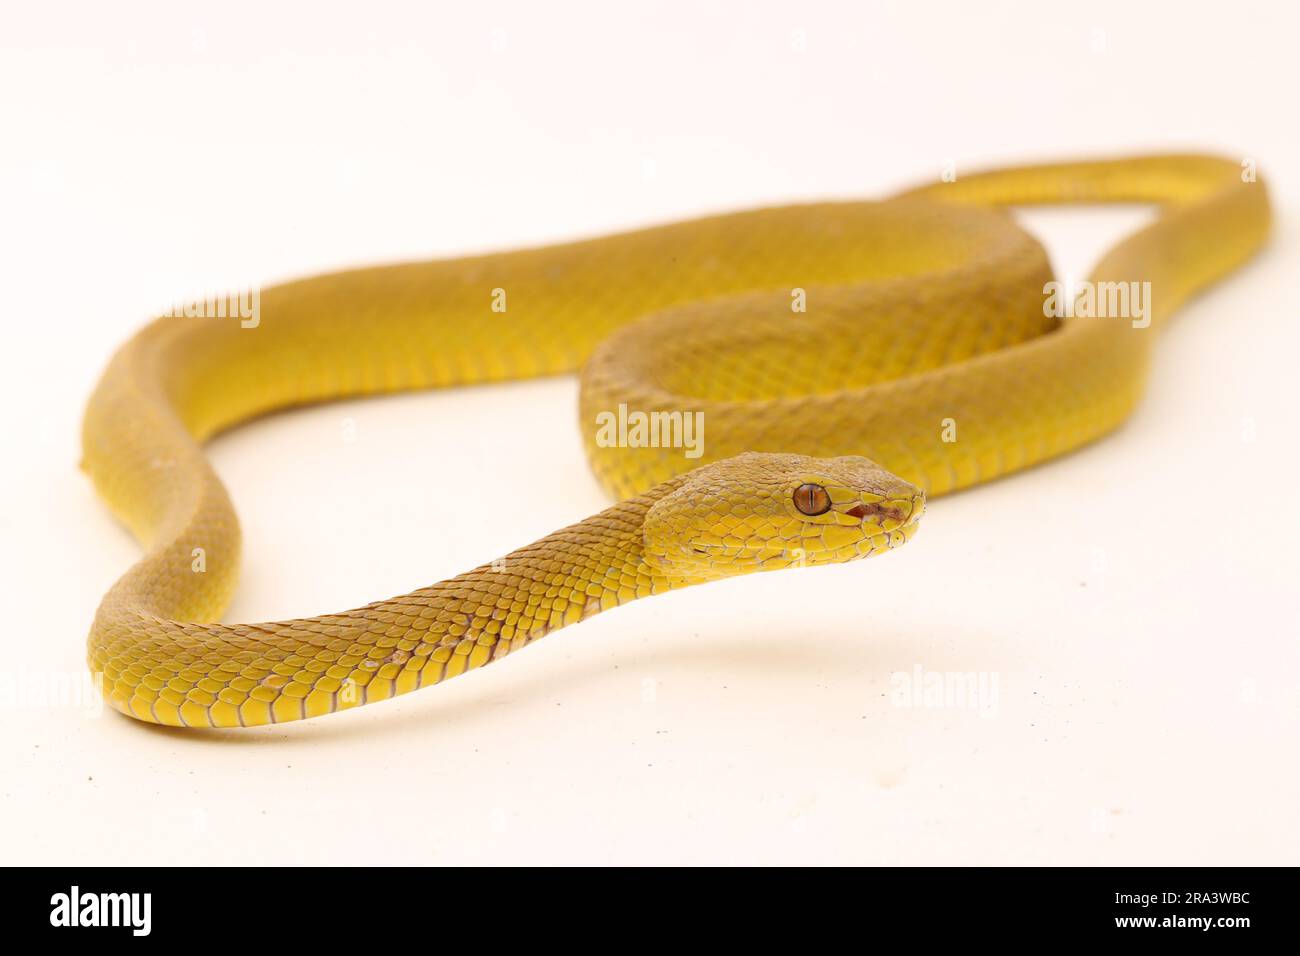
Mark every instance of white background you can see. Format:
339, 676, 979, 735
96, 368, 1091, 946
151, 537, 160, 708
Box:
2, 1, 1298, 865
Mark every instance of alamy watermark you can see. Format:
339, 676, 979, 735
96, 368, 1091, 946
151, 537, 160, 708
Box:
50, 886, 151, 936
1044, 279, 1151, 328
0, 669, 104, 717
162, 286, 260, 328
889, 665, 999, 718
594, 403, 704, 459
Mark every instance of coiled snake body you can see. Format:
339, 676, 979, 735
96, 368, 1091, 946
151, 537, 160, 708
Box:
82, 155, 1270, 728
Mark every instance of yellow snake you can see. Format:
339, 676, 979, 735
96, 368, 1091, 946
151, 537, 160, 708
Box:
82, 154, 1271, 729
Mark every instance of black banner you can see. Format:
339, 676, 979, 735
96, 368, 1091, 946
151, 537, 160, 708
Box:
8, 867, 1289, 942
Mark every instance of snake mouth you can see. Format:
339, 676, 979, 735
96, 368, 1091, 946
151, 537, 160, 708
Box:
849, 495, 925, 559
845, 493, 926, 532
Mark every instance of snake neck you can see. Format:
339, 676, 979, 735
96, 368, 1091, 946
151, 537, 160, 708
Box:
439, 479, 686, 633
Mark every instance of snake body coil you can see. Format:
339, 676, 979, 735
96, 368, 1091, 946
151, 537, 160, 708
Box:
82, 155, 1270, 728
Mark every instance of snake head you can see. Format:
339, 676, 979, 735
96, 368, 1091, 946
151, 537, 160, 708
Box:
641, 451, 925, 583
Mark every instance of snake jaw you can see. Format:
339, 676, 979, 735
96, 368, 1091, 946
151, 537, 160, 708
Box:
836, 492, 925, 562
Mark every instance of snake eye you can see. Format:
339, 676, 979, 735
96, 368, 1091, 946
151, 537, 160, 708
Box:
793, 483, 831, 516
